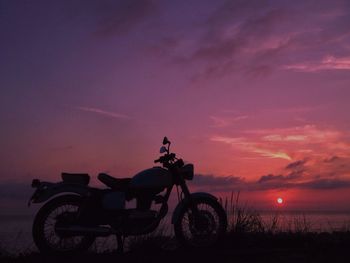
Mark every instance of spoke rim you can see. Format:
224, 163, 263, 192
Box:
42, 204, 85, 251
180, 202, 221, 246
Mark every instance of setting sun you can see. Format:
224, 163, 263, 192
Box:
277, 197, 283, 204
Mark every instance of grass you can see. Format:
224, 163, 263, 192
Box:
125, 222, 176, 252
1, 192, 350, 262
221, 191, 265, 233
2, 232, 350, 263
220, 191, 317, 234
0, 242, 6, 257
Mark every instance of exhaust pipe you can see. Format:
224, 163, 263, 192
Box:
55, 225, 113, 237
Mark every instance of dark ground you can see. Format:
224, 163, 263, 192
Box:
1, 232, 350, 263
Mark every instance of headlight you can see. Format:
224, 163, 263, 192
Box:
182, 163, 194, 180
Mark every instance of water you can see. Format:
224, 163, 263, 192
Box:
1, 211, 350, 255
0, 215, 34, 254
258, 211, 350, 232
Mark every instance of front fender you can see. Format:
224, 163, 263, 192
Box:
29, 182, 90, 204
171, 192, 218, 224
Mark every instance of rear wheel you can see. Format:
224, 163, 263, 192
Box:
32, 195, 95, 254
174, 197, 227, 247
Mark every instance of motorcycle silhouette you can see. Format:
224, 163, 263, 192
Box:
29, 137, 227, 254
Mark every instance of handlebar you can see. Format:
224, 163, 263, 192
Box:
154, 153, 176, 164
154, 157, 162, 163
154, 137, 185, 169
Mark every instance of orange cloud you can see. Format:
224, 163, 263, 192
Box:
252, 148, 292, 161
210, 135, 292, 161
211, 125, 350, 162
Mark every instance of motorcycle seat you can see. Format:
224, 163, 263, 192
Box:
61, 173, 90, 185
98, 173, 131, 191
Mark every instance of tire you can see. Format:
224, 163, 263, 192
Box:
32, 195, 95, 255
174, 197, 227, 248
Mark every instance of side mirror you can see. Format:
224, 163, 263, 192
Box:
163, 136, 170, 145
160, 146, 167, 153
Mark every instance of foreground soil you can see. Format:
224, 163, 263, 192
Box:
1, 232, 350, 263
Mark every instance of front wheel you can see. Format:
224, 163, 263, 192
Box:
174, 197, 227, 248
32, 195, 95, 254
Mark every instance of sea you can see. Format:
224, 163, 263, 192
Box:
1, 211, 350, 255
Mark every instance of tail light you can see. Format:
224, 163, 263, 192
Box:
31, 179, 41, 188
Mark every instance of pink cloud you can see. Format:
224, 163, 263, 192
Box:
211, 135, 292, 161
77, 106, 130, 119
262, 134, 307, 142
210, 115, 248, 127
211, 125, 350, 162
246, 125, 342, 144
285, 55, 350, 72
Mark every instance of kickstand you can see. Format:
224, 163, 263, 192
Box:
116, 234, 124, 254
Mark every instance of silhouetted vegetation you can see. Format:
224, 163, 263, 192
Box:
2, 231, 350, 263
1, 192, 350, 262
220, 191, 314, 234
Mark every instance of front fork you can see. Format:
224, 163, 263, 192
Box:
178, 178, 200, 216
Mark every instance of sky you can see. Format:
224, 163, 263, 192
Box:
1, 0, 350, 213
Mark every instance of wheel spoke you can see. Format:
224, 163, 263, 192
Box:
178, 200, 224, 247
39, 202, 86, 251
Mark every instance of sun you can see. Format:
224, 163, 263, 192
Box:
277, 197, 283, 204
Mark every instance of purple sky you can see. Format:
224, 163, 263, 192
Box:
1, 0, 350, 211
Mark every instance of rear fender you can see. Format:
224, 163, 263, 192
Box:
171, 192, 218, 224
29, 182, 90, 205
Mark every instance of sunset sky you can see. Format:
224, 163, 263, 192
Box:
1, 0, 350, 212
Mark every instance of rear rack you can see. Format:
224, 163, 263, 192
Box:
31, 179, 41, 188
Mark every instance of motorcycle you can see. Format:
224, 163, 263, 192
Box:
29, 137, 227, 254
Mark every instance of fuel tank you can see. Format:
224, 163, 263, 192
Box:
129, 167, 172, 191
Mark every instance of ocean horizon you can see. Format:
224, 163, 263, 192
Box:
1, 210, 350, 254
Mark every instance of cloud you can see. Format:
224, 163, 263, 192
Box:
191, 174, 247, 192
210, 115, 248, 127
92, 0, 157, 37
316, 156, 350, 178
62, 0, 158, 37
258, 174, 285, 183
247, 124, 339, 138
192, 158, 350, 192
245, 125, 348, 154
252, 148, 292, 161
189, 7, 293, 78
211, 135, 292, 160
255, 156, 350, 190
272, 155, 350, 183
163, 0, 350, 79
194, 174, 243, 186
258, 170, 302, 184
211, 124, 350, 176
323, 155, 340, 163
272, 105, 326, 114
256, 177, 350, 191
263, 134, 307, 142
300, 179, 350, 190
77, 106, 130, 119
285, 55, 350, 72
285, 159, 307, 170
2, 154, 350, 203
